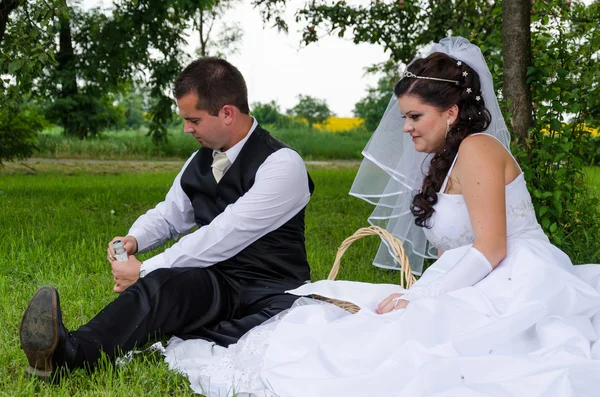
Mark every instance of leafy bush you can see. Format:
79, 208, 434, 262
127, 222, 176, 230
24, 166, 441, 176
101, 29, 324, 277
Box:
287, 95, 333, 127
251, 101, 284, 125
45, 92, 126, 139
0, 105, 43, 164
353, 72, 396, 132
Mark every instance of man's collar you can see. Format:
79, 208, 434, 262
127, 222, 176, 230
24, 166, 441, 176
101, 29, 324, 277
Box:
212, 117, 258, 163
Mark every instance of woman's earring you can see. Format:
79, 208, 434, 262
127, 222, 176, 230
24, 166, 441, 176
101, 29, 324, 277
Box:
445, 120, 450, 139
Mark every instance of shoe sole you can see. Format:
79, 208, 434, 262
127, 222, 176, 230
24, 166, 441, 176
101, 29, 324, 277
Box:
19, 286, 59, 381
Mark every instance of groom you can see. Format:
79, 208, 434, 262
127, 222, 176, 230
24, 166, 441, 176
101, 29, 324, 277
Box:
19, 57, 314, 380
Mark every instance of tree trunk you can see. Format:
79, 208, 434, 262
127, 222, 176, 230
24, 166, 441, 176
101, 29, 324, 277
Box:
55, 13, 80, 137
502, 0, 532, 144
198, 8, 207, 56
0, 0, 19, 45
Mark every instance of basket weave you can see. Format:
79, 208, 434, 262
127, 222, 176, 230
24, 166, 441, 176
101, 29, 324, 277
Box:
315, 226, 417, 313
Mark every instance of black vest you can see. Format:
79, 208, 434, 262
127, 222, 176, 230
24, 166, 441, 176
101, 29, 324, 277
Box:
180, 125, 314, 285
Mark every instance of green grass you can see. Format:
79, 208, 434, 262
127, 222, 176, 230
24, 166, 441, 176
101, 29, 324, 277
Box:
1, 162, 598, 395
34, 125, 372, 161
35, 127, 199, 161
271, 127, 371, 161
0, 162, 400, 396
585, 167, 600, 194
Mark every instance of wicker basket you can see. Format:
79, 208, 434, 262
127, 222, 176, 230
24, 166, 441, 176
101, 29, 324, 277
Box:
315, 226, 417, 313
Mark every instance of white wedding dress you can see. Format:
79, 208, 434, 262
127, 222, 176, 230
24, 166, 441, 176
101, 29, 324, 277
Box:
162, 157, 600, 397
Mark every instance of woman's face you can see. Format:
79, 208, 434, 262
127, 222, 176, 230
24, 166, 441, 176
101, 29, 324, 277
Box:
398, 94, 454, 153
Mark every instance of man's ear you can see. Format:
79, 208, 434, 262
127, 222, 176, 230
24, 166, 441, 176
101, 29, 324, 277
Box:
447, 104, 459, 126
220, 105, 236, 125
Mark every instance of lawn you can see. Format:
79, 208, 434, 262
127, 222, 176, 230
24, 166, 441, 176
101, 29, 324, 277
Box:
1, 161, 598, 395
0, 161, 399, 396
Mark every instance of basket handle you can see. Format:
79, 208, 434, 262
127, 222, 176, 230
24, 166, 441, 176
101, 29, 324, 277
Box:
327, 226, 416, 289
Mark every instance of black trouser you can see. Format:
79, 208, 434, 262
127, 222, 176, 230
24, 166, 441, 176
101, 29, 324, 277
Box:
68, 266, 301, 369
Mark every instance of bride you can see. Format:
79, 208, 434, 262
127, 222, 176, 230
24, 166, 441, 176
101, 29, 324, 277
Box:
162, 37, 600, 397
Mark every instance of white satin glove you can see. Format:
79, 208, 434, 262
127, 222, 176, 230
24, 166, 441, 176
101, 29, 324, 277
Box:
402, 246, 493, 301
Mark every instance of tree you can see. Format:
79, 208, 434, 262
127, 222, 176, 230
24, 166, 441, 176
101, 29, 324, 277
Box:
0, 104, 42, 165
1, 0, 242, 151
287, 95, 332, 127
0, 0, 66, 162
121, 85, 150, 130
190, 0, 243, 58
251, 100, 284, 125
353, 63, 397, 132
37, 3, 127, 139
255, 0, 501, 65
39, 0, 191, 141
509, 0, 600, 256
502, 0, 533, 144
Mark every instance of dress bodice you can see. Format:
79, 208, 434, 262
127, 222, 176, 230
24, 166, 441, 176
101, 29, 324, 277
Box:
424, 165, 543, 252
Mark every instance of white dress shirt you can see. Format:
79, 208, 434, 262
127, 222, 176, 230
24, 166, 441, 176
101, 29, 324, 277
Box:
127, 118, 311, 275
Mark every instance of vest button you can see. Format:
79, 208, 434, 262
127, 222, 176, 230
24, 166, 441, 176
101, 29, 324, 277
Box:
216, 196, 222, 201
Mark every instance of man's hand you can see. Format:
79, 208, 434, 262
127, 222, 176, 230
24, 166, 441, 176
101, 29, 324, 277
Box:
376, 293, 409, 314
108, 254, 142, 293
107, 236, 139, 260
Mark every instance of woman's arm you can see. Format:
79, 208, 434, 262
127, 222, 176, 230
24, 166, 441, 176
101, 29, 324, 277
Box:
377, 135, 512, 313
455, 134, 508, 267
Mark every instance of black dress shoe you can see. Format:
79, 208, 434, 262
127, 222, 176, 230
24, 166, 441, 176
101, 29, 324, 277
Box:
20, 286, 65, 381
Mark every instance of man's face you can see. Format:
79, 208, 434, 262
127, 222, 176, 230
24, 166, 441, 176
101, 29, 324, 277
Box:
177, 93, 231, 151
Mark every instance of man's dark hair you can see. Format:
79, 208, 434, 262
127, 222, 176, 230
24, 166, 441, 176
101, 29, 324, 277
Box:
173, 57, 250, 115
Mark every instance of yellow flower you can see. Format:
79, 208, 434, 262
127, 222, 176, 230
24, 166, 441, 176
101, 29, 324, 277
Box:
540, 123, 599, 137
314, 117, 365, 132
582, 124, 599, 137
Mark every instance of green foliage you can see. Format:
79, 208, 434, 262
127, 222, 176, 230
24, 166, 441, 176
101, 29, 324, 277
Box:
0, 0, 67, 162
249, 101, 307, 129
121, 86, 150, 130
254, 0, 505, 135
2, 0, 238, 146
57, 2, 188, 142
45, 92, 126, 139
582, 136, 600, 166
353, 68, 396, 132
255, 0, 501, 64
0, 105, 43, 165
79, 0, 240, 143
287, 94, 333, 127
275, 115, 309, 129
511, 0, 600, 258
251, 100, 285, 125
258, 0, 505, 137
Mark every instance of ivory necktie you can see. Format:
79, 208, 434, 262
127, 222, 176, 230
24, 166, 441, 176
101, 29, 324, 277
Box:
211, 152, 231, 183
